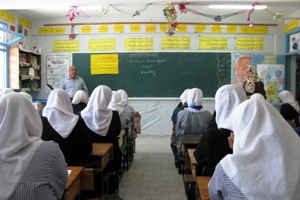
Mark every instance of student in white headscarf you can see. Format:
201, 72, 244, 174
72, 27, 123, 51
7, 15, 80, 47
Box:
117, 89, 137, 141
194, 84, 247, 176
81, 85, 122, 194
71, 90, 88, 114
170, 88, 190, 169
19, 91, 33, 102
278, 90, 300, 127
0, 93, 67, 199
1, 88, 14, 97
208, 99, 300, 199
41, 89, 92, 166
176, 88, 212, 157
250, 93, 265, 100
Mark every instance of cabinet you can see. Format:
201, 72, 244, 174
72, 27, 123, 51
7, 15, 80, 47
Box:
9, 47, 41, 91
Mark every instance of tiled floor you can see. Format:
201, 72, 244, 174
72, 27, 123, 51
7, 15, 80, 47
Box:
118, 135, 187, 200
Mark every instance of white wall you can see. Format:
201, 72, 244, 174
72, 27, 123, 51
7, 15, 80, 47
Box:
2, 7, 300, 134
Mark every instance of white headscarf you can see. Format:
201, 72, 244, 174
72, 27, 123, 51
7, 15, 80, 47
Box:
250, 93, 265, 100
19, 92, 33, 102
72, 90, 88, 104
0, 93, 43, 199
42, 89, 79, 138
81, 85, 113, 136
186, 88, 203, 107
278, 90, 300, 113
180, 89, 190, 104
215, 84, 246, 130
108, 91, 124, 115
117, 89, 129, 106
2, 88, 14, 96
221, 99, 300, 199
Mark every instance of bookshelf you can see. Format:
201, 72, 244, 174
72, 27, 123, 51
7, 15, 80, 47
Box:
9, 48, 41, 91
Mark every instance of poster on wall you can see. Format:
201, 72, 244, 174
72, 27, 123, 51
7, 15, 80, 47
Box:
45, 54, 71, 92
289, 32, 300, 52
257, 64, 285, 106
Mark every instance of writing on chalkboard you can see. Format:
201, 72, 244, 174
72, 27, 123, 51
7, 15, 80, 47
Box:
73, 52, 231, 97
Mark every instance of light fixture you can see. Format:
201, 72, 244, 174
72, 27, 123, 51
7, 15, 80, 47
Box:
209, 5, 267, 10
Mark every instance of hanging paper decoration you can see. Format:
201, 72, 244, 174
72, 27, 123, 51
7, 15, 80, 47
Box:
247, 3, 260, 26
110, 3, 152, 17
178, 3, 247, 22
163, 3, 178, 36
67, 6, 89, 22
264, 9, 299, 22
69, 25, 75, 39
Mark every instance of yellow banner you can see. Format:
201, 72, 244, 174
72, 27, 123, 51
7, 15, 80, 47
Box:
114, 25, 124, 32
240, 26, 268, 34
81, 26, 92, 33
285, 19, 299, 32
199, 37, 228, 50
89, 39, 116, 51
98, 25, 109, 33
18, 17, 31, 28
177, 24, 187, 32
226, 26, 237, 33
0, 10, 14, 23
90, 54, 119, 75
195, 25, 206, 33
53, 40, 79, 52
236, 37, 264, 50
130, 25, 141, 32
162, 36, 190, 50
39, 28, 66, 34
125, 38, 153, 51
146, 25, 156, 33
160, 24, 168, 32
211, 25, 222, 33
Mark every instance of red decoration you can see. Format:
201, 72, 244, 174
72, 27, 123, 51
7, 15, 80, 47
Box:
67, 6, 89, 22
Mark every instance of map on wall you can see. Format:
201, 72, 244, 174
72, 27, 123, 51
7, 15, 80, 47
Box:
46, 54, 71, 91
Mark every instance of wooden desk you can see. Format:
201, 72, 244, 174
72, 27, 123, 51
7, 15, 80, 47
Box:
180, 134, 202, 155
196, 176, 212, 200
118, 130, 125, 148
187, 149, 197, 179
64, 166, 84, 200
91, 143, 113, 171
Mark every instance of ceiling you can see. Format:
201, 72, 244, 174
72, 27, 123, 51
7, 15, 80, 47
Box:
1, 0, 300, 22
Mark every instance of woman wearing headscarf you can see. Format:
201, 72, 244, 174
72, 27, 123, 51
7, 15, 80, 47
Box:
176, 88, 212, 157
81, 85, 122, 195
250, 93, 266, 100
0, 93, 67, 199
117, 89, 136, 141
243, 65, 266, 99
208, 99, 300, 199
41, 89, 92, 166
194, 85, 247, 176
278, 90, 300, 127
71, 90, 88, 114
170, 88, 190, 169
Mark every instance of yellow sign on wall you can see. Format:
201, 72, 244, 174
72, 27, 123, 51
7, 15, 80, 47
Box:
39, 28, 66, 34
162, 36, 190, 49
285, 19, 299, 32
53, 40, 79, 52
146, 25, 156, 33
199, 37, 228, 50
0, 10, 15, 23
114, 25, 124, 32
98, 25, 109, 33
90, 54, 119, 75
211, 25, 222, 33
130, 25, 141, 32
18, 18, 31, 28
89, 39, 116, 51
226, 26, 237, 33
240, 26, 268, 34
81, 26, 92, 33
195, 25, 206, 33
160, 24, 168, 32
177, 24, 187, 32
125, 38, 153, 51
236, 37, 264, 50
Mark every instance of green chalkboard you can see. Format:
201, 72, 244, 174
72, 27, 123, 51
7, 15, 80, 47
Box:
72, 52, 231, 97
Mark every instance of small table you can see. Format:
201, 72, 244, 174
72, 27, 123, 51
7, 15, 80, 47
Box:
64, 166, 84, 200
196, 176, 212, 200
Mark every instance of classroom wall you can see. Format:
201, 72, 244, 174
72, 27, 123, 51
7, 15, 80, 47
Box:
2, 7, 300, 134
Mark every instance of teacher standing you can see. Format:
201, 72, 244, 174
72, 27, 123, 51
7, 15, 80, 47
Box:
60, 65, 88, 99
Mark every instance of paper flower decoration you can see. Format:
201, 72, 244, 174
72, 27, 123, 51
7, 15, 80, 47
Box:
67, 6, 89, 22
163, 3, 178, 36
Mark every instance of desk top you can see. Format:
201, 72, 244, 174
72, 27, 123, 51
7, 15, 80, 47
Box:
187, 149, 197, 166
180, 134, 202, 145
196, 176, 212, 200
66, 166, 84, 189
91, 143, 113, 156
